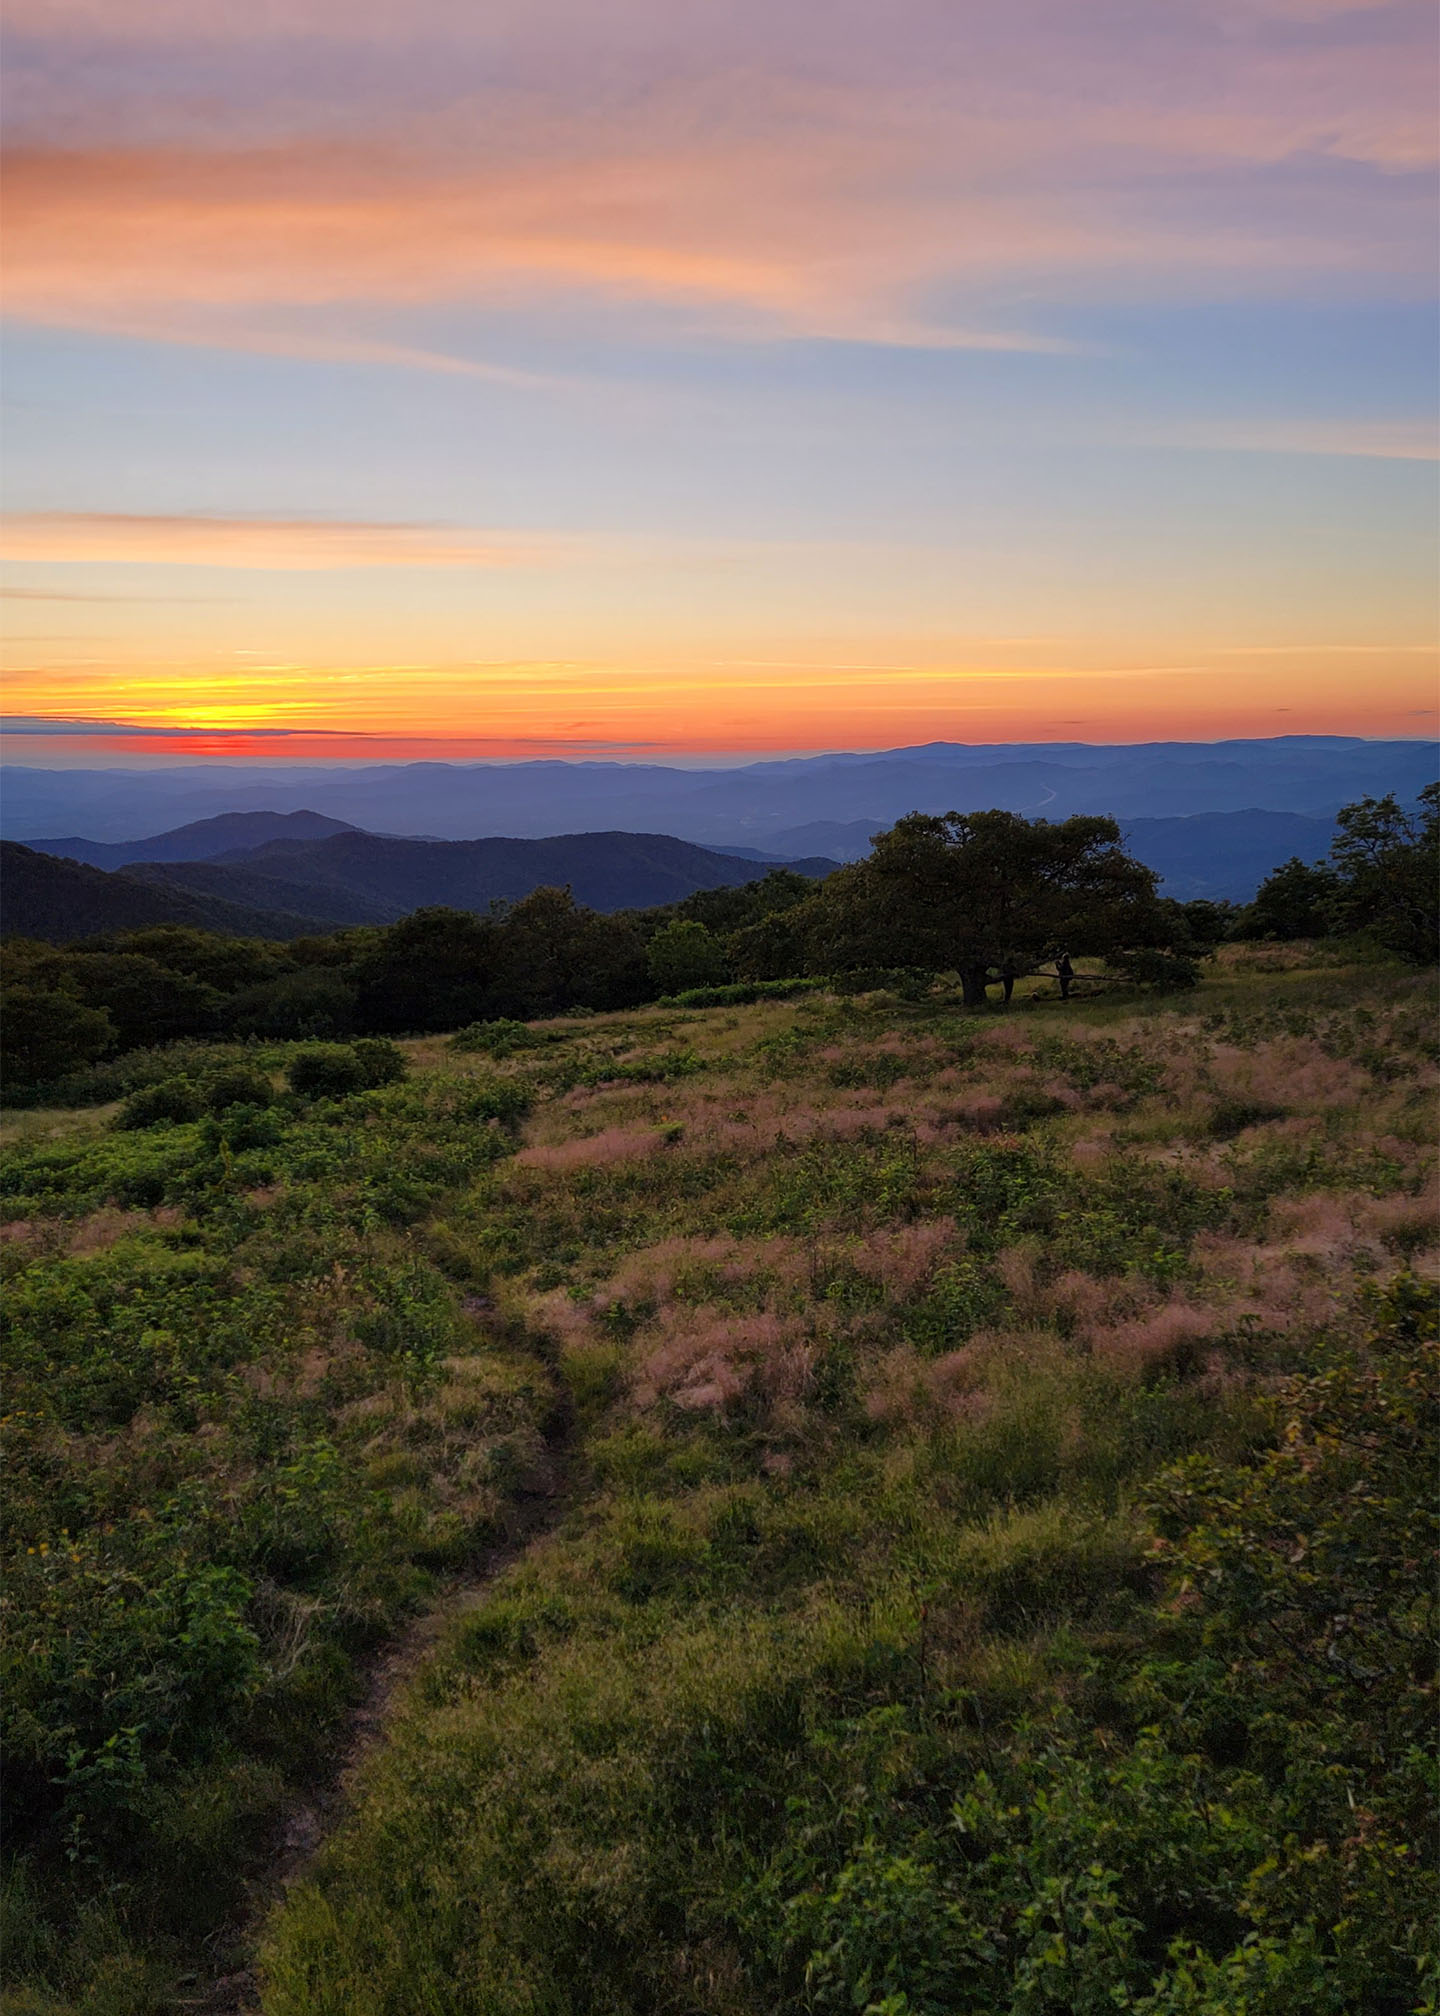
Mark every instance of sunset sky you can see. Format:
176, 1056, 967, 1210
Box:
2, 0, 1437, 762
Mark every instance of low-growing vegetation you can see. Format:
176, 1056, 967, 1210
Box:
255, 962, 1435, 2016
0, 1041, 555, 2007
2, 936, 1432, 2013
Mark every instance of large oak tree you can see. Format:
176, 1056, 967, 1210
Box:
807, 809, 1189, 1005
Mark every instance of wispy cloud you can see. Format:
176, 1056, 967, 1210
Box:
5, 0, 1434, 364
0, 713, 317, 735
1154, 417, 1440, 461
0, 512, 586, 569
1, 584, 235, 601
3, 133, 1098, 353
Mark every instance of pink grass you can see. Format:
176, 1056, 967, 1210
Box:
516, 1125, 670, 1172
633, 1310, 812, 1413
851, 1218, 957, 1297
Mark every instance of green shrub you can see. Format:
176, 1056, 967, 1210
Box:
832, 965, 937, 1000
660, 976, 825, 1008
288, 1045, 366, 1098
646, 918, 731, 994
227, 967, 357, 1039
205, 1066, 275, 1113
1208, 1096, 1286, 1138
351, 1038, 407, 1087
450, 1018, 539, 1057
116, 1077, 205, 1128
1123, 947, 1201, 991
0, 983, 114, 1093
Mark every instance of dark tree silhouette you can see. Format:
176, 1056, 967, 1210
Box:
808, 810, 1189, 1005
1328, 783, 1439, 963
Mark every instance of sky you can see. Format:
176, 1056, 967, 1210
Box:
2, 0, 1437, 764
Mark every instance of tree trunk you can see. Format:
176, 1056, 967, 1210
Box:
959, 965, 991, 1008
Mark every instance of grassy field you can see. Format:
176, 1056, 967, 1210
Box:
2, 951, 1435, 2014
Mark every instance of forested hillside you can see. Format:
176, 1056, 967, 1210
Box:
8, 832, 835, 945
2, 943, 1435, 2015
0, 843, 340, 944
126, 830, 838, 929
24, 811, 359, 873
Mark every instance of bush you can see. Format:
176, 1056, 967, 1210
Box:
116, 1078, 205, 1129
832, 966, 936, 1000
288, 1045, 366, 1099
1123, 947, 1200, 991
205, 1067, 274, 1113
351, 1038, 407, 1087
658, 978, 826, 1008
1239, 857, 1339, 941
450, 1018, 540, 1057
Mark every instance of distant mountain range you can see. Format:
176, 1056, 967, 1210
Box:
769, 807, 1343, 900
4, 737, 1434, 941
4, 736, 1433, 848
30, 808, 359, 870
1119, 811, 1338, 902
2, 831, 837, 945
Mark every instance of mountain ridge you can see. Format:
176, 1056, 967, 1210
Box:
133, 830, 838, 927
4, 737, 1431, 845
764, 807, 1344, 899
0, 842, 341, 944
2, 831, 838, 944
27, 808, 359, 870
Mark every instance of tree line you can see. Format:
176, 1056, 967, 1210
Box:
1239, 782, 1438, 956
3, 792, 1433, 1096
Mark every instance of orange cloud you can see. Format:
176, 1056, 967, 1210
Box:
0, 133, 1100, 347
0, 512, 581, 569
5, 28, 1432, 361
3, 639, 1433, 756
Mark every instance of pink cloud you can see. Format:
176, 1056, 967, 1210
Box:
2, 3, 1432, 355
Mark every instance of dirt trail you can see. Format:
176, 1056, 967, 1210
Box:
189, 1399, 575, 2014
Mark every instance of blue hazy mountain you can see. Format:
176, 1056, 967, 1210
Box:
3, 737, 1433, 848
767, 808, 1344, 901
6, 831, 837, 943
26, 808, 359, 870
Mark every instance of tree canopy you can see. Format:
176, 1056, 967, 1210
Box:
1328, 783, 1438, 962
805, 810, 1191, 1003
1242, 782, 1438, 959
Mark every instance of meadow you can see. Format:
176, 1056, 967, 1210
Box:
1, 947, 1435, 2014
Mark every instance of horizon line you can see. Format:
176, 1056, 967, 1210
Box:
2, 724, 1435, 778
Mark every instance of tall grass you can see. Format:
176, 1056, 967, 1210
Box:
258, 966, 1435, 2016
3, 963, 1434, 2012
